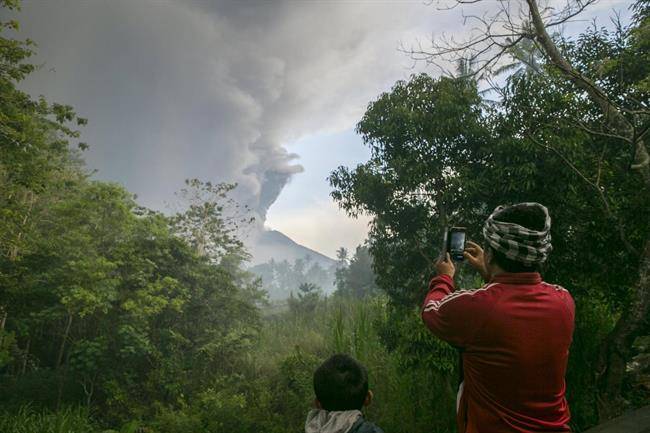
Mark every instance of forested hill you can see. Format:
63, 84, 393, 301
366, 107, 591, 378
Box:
247, 230, 339, 300
245, 229, 336, 298
1, 0, 650, 432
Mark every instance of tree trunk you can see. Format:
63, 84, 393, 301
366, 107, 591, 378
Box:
0, 307, 7, 350
21, 337, 30, 374
55, 313, 72, 370
82, 376, 95, 408
55, 313, 74, 409
596, 238, 650, 419
56, 360, 69, 410
8, 190, 36, 261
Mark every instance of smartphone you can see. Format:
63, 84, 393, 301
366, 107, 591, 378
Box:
445, 227, 466, 262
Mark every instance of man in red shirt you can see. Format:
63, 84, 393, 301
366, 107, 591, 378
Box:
422, 203, 574, 433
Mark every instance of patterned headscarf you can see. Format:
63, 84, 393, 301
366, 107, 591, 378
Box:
482, 202, 552, 265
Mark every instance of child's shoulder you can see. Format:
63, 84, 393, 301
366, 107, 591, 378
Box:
348, 417, 384, 433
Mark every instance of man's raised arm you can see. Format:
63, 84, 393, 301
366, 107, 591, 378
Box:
421, 253, 487, 348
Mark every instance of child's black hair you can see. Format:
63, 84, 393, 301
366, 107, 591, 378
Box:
313, 354, 368, 411
487, 204, 547, 273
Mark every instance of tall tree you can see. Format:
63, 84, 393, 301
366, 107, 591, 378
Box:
0, 0, 87, 376
404, 0, 650, 419
171, 178, 252, 270
330, 74, 489, 305
335, 244, 380, 298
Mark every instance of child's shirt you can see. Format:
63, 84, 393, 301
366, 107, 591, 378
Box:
305, 409, 384, 433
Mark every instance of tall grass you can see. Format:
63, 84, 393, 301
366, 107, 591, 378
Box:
0, 405, 98, 433
250, 295, 458, 433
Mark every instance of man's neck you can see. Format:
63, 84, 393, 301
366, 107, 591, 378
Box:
488, 265, 505, 281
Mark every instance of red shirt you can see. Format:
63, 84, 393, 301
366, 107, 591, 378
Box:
422, 273, 574, 433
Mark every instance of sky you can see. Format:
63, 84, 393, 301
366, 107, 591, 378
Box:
6, 0, 633, 259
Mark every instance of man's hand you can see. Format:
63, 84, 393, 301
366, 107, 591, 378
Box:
464, 241, 489, 282
435, 253, 455, 278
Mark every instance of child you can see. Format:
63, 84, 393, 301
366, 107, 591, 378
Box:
305, 354, 384, 433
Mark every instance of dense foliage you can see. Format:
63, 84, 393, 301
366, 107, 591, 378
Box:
0, 0, 262, 427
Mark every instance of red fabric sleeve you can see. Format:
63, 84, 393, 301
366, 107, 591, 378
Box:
421, 275, 487, 348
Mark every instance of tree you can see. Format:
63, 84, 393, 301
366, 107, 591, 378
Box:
494, 36, 544, 78
336, 247, 349, 266
0, 0, 88, 382
403, 0, 650, 420
330, 74, 489, 305
288, 283, 321, 316
0, 0, 87, 262
171, 178, 253, 270
250, 256, 336, 301
335, 244, 380, 298
330, 16, 650, 421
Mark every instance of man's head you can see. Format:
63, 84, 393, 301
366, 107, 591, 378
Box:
313, 354, 372, 411
483, 202, 552, 275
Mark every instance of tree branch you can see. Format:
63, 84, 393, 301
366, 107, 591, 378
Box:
527, 133, 638, 256
525, 0, 650, 181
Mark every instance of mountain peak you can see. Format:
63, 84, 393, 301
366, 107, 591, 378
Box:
247, 229, 336, 267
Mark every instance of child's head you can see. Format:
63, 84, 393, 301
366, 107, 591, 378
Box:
313, 354, 372, 411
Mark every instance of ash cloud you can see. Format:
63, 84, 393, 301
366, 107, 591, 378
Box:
10, 0, 438, 224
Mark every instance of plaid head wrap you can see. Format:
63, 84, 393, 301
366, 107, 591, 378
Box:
482, 202, 552, 265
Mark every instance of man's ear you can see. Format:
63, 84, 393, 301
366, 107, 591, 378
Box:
314, 399, 322, 409
363, 390, 373, 407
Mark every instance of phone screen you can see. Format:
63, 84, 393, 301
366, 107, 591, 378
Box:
450, 231, 465, 252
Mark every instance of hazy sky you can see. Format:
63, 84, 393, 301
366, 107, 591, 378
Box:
7, 0, 632, 258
